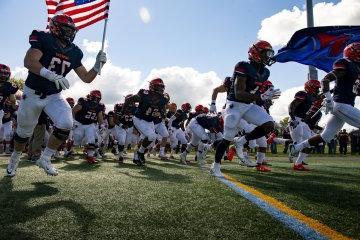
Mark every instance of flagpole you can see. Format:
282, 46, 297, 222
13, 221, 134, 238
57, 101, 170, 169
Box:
98, 18, 108, 75
306, 0, 318, 80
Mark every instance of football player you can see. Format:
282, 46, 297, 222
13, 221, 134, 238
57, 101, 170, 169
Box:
288, 80, 322, 171
123, 78, 169, 166
6, 15, 107, 177
181, 113, 223, 168
72, 90, 105, 164
169, 103, 191, 164
0, 98, 17, 154
211, 40, 280, 177
291, 42, 360, 156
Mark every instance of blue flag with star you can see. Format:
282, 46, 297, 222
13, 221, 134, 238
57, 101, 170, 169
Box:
274, 26, 360, 72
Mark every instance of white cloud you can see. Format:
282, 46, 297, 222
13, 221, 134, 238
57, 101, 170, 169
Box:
139, 7, 151, 24
258, 0, 360, 47
82, 39, 109, 53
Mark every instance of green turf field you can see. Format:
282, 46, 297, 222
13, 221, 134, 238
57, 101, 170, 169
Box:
0, 152, 359, 240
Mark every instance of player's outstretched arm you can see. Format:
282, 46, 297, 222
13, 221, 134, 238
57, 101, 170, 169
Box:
74, 51, 107, 83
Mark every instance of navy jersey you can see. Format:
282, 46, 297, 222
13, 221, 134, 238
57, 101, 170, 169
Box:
227, 61, 270, 103
290, 91, 314, 119
187, 112, 199, 123
2, 103, 16, 124
25, 30, 83, 95
120, 105, 137, 127
74, 98, 104, 125
135, 89, 169, 122
0, 82, 18, 110
196, 114, 222, 133
332, 58, 360, 106
171, 109, 188, 129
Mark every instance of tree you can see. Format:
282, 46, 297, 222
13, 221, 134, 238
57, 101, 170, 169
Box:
278, 116, 290, 133
10, 78, 25, 90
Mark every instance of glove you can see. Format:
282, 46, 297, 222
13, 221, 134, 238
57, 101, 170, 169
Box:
260, 88, 281, 101
93, 51, 107, 73
40, 67, 70, 90
323, 92, 334, 114
210, 102, 217, 113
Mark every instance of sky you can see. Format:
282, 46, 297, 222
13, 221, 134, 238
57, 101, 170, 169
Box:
1, 0, 359, 129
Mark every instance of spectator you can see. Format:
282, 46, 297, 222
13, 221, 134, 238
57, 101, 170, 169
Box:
328, 138, 337, 155
350, 129, 360, 155
338, 129, 349, 155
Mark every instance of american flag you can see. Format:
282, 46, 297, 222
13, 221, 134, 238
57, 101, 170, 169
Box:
46, 0, 110, 30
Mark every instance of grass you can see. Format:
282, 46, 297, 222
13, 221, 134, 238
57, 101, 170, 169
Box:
0, 151, 359, 240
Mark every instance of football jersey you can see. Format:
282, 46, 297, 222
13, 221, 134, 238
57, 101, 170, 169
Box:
135, 89, 169, 122
0, 82, 18, 110
120, 105, 137, 128
26, 30, 83, 95
171, 109, 188, 129
74, 98, 105, 125
227, 61, 270, 103
290, 91, 315, 119
196, 114, 222, 133
332, 58, 360, 106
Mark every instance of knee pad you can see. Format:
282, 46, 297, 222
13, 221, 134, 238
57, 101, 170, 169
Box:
53, 127, 70, 141
14, 132, 29, 144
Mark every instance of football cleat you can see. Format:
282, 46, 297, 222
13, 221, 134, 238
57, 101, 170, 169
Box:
293, 164, 310, 171
210, 163, 224, 178
36, 157, 58, 176
86, 156, 98, 164
256, 164, 271, 172
239, 155, 257, 167
180, 152, 187, 165
6, 152, 21, 177
137, 151, 146, 164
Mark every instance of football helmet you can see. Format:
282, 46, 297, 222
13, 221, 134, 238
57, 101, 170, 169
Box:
181, 103, 191, 112
89, 90, 102, 103
66, 97, 75, 108
195, 104, 204, 113
259, 80, 274, 94
203, 107, 209, 114
304, 79, 320, 95
168, 102, 177, 112
248, 40, 275, 66
0, 64, 11, 82
149, 78, 165, 94
49, 14, 77, 45
343, 42, 360, 63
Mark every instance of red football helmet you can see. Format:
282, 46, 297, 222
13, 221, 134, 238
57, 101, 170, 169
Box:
49, 15, 77, 44
248, 40, 275, 66
343, 42, 360, 62
195, 104, 204, 113
149, 78, 165, 94
66, 97, 75, 107
89, 90, 102, 102
0, 64, 11, 82
259, 80, 274, 94
181, 103, 192, 112
203, 107, 209, 114
304, 79, 321, 95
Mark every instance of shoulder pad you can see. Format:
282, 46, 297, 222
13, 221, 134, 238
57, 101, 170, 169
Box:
294, 91, 307, 100
234, 61, 251, 74
333, 58, 350, 70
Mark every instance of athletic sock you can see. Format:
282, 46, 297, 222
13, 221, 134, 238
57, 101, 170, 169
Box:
42, 147, 56, 159
256, 152, 265, 164
295, 152, 308, 165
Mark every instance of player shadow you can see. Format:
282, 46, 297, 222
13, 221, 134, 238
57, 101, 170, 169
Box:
0, 177, 95, 240
223, 168, 360, 212
118, 164, 192, 184
146, 160, 190, 170
59, 160, 101, 172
